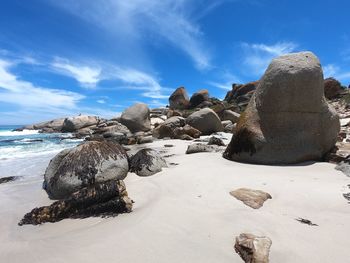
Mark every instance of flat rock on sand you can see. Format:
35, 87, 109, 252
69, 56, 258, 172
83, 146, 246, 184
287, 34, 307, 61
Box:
230, 188, 271, 209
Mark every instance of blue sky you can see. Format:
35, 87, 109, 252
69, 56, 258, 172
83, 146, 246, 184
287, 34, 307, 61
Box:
0, 0, 350, 125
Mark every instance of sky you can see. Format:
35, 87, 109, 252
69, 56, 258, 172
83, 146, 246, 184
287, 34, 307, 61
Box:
0, 0, 350, 125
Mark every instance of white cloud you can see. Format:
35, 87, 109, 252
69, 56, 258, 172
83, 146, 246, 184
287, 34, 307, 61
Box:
97, 99, 106, 104
208, 72, 243, 90
0, 59, 84, 109
50, 0, 217, 70
51, 58, 102, 88
241, 41, 298, 76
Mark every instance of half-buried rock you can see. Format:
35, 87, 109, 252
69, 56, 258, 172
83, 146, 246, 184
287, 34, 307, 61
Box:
224, 51, 340, 164
19, 180, 132, 225
230, 188, 271, 209
234, 233, 272, 263
129, 149, 167, 176
44, 140, 129, 199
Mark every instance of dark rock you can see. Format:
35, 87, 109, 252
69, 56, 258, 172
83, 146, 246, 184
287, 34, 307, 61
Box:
189, 89, 209, 108
19, 180, 132, 225
208, 136, 225, 146
44, 140, 129, 199
186, 143, 221, 154
296, 218, 318, 226
0, 176, 20, 184
169, 87, 190, 110
129, 149, 167, 176
324, 77, 342, 100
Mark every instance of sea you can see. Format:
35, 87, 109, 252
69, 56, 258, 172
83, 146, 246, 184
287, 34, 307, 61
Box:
0, 125, 82, 179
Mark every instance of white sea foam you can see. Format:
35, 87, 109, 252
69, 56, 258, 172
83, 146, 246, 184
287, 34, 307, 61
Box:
0, 129, 39, 136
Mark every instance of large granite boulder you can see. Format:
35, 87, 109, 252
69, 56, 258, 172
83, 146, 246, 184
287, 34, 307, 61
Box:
324, 77, 342, 100
62, 115, 100, 132
44, 140, 129, 199
189, 89, 209, 108
169, 87, 190, 110
224, 52, 340, 164
120, 103, 151, 133
153, 116, 186, 139
186, 108, 223, 135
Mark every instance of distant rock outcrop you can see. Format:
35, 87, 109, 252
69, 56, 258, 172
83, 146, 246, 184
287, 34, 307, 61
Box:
120, 103, 151, 133
189, 89, 210, 108
44, 140, 129, 199
224, 51, 340, 164
169, 87, 190, 110
324, 77, 343, 100
62, 115, 100, 132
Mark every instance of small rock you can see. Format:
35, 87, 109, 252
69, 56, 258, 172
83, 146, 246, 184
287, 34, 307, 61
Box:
129, 149, 167, 176
230, 188, 271, 209
0, 176, 20, 184
296, 218, 318, 226
186, 143, 220, 154
208, 136, 225, 146
234, 233, 272, 263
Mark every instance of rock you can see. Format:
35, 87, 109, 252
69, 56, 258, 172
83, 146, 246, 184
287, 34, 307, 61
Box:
137, 136, 154, 144
230, 188, 271, 209
103, 132, 129, 144
222, 120, 232, 127
19, 180, 132, 225
178, 134, 194, 140
324, 77, 342, 100
186, 143, 221, 154
129, 149, 167, 176
335, 161, 350, 177
120, 103, 151, 133
234, 233, 272, 263
208, 136, 225, 146
174, 124, 202, 139
224, 52, 340, 164
94, 122, 131, 136
222, 110, 240, 123
153, 116, 186, 139
0, 176, 20, 184
186, 108, 223, 135
225, 81, 258, 109
44, 140, 129, 199
62, 115, 100, 132
167, 109, 182, 118
169, 87, 190, 110
296, 218, 318, 226
16, 118, 66, 132
189, 89, 209, 108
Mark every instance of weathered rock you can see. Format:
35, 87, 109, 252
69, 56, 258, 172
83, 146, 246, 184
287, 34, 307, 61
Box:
19, 180, 132, 225
186, 108, 223, 135
224, 52, 340, 164
15, 118, 66, 132
335, 161, 350, 177
225, 81, 258, 111
208, 136, 226, 146
174, 124, 202, 139
222, 110, 240, 123
137, 136, 154, 144
129, 149, 167, 176
230, 188, 272, 209
120, 103, 151, 133
94, 122, 131, 136
167, 109, 182, 118
189, 89, 209, 108
169, 87, 190, 110
186, 143, 221, 154
44, 140, 129, 199
324, 77, 342, 100
0, 176, 20, 184
153, 116, 186, 139
62, 115, 100, 132
234, 233, 272, 263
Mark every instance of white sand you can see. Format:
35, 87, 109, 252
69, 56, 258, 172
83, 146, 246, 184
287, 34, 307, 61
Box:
1, 136, 349, 263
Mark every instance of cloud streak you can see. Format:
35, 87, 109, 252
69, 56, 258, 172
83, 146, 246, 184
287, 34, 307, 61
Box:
50, 0, 217, 70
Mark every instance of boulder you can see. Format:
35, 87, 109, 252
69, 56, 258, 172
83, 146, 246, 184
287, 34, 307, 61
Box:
153, 116, 186, 139
44, 140, 129, 199
169, 87, 190, 110
230, 188, 271, 209
186, 108, 223, 135
94, 122, 131, 136
62, 115, 100, 132
120, 103, 151, 133
222, 110, 240, 123
189, 89, 209, 108
234, 233, 272, 263
19, 180, 132, 225
224, 52, 340, 164
129, 149, 167, 176
208, 136, 225, 146
225, 81, 258, 104
324, 77, 342, 100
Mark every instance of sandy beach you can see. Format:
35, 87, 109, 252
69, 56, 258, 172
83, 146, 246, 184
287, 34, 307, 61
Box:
1, 136, 349, 263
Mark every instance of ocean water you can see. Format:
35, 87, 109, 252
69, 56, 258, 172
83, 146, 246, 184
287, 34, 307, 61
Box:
0, 125, 83, 179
